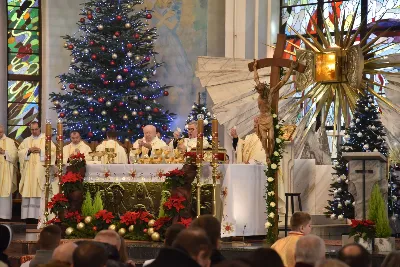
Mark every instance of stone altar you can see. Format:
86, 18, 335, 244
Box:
343, 152, 388, 220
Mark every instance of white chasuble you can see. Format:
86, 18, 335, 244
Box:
132, 137, 167, 157
96, 140, 128, 164
63, 141, 92, 164
183, 137, 210, 152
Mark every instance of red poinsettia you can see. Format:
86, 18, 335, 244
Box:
163, 168, 185, 177
47, 193, 68, 209
16, 44, 33, 59
177, 217, 192, 228
163, 195, 186, 213
95, 210, 115, 224
153, 217, 171, 231
45, 217, 61, 225
64, 211, 83, 223
349, 219, 376, 242
120, 210, 152, 226
61, 172, 83, 184
184, 152, 197, 160
70, 152, 85, 160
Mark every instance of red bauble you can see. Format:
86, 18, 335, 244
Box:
80, 18, 85, 23
87, 132, 94, 138
87, 14, 93, 20
101, 46, 107, 52
116, 15, 122, 21
59, 112, 66, 118
88, 90, 93, 94
126, 43, 133, 50
118, 101, 124, 107
163, 90, 169, 96
67, 44, 74, 50
128, 129, 132, 133
103, 80, 109, 85
138, 111, 144, 116
143, 96, 149, 100
134, 33, 140, 39
113, 107, 118, 112
129, 81, 136, 88
100, 73, 106, 79
110, 124, 116, 129
162, 125, 167, 131
114, 31, 121, 37
145, 56, 151, 62
153, 107, 159, 113
89, 40, 95, 46
123, 68, 129, 73
96, 7, 101, 12
91, 54, 97, 60
92, 226, 97, 231
98, 97, 105, 103
89, 107, 94, 113
110, 60, 116, 66
143, 229, 148, 233
82, 89, 87, 94
69, 84, 75, 89
146, 13, 152, 19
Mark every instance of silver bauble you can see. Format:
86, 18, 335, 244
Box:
136, 124, 141, 128
133, 95, 139, 100
71, 58, 76, 63
101, 110, 107, 116
135, 55, 140, 61
123, 114, 129, 120
145, 106, 151, 111
125, 23, 132, 29
106, 101, 112, 107
365, 107, 369, 111
127, 52, 133, 58
116, 75, 123, 81
363, 144, 369, 150
97, 24, 104, 30
112, 53, 118, 59
357, 132, 363, 137
72, 110, 79, 115
356, 118, 360, 123
132, 111, 138, 116
142, 77, 148, 82
83, 48, 89, 54
101, 127, 107, 132
147, 115, 152, 120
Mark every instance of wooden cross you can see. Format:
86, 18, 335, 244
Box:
355, 162, 374, 220
248, 34, 306, 239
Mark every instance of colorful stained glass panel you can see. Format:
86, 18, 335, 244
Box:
7, 0, 39, 7
8, 30, 39, 53
368, 0, 400, 23
7, 103, 39, 125
282, 4, 318, 36
7, 125, 30, 142
8, 80, 39, 103
282, 0, 318, 6
8, 53, 39, 75
323, 1, 362, 33
7, 6, 39, 31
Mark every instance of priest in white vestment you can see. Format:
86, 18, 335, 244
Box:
168, 128, 183, 150
63, 131, 92, 164
18, 122, 56, 219
132, 125, 167, 158
96, 131, 128, 164
178, 121, 210, 152
0, 125, 18, 219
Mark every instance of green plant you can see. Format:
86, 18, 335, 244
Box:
92, 192, 104, 214
368, 184, 392, 238
82, 191, 94, 217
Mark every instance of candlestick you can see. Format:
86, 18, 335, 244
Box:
45, 120, 51, 165
56, 119, 64, 192
211, 117, 219, 217
196, 114, 204, 217
44, 119, 52, 223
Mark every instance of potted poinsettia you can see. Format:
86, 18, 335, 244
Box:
348, 219, 375, 251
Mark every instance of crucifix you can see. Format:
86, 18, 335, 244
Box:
355, 161, 374, 220
248, 34, 306, 238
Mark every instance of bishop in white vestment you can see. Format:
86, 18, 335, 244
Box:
132, 125, 167, 158
18, 122, 56, 219
63, 131, 92, 164
178, 121, 210, 152
0, 125, 18, 219
96, 131, 128, 164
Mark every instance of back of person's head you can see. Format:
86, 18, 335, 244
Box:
95, 230, 121, 250
382, 251, 400, 267
106, 131, 117, 139
172, 227, 212, 267
42, 260, 72, 267
338, 243, 372, 267
165, 224, 186, 247
249, 248, 284, 267
213, 260, 251, 267
290, 211, 312, 234
52, 242, 77, 265
318, 259, 349, 267
190, 214, 221, 249
295, 234, 326, 265
73, 241, 108, 267
0, 224, 12, 253
38, 225, 62, 250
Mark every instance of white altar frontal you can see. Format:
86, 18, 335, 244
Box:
85, 163, 267, 237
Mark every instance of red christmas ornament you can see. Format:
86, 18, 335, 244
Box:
101, 46, 107, 52
145, 56, 151, 62
92, 226, 97, 231
146, 13, 152, 19
126, 43, 133, 50
162, 125, 167, 131
80, 18, 85, 23
144, 96, 149, 100
91, 54, 97, 60
110, 60, 116, 66
113, 107, 118, 112
116, 15, 122, 21
143, 229, 148, 233
89, 40, 95, 46
88, 90, 93, 95
96, 7, 101, 12
103, 80, 109, 85
128, 129, 132, 133
69, 84, 75, 89
100, 73, 106, 79
118, 101, 124, 107
114, 31, 121, 37
110, 124, 116, 129
134, 33, 140, 39
87, 14, 93, 20
138, 111, 144, 116
163, 90, 169, 96
129, 81, 136, 88
153, 107, 159, 113
98, 97, 105, 103
67, 44, 74, 50
59, 112, 66, 118
123, 68, 129, 73
87, 132, 94, 138
82, 89, 87, 94
89, 107, 94, 113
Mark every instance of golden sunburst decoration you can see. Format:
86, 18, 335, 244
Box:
284, 4, 400, 146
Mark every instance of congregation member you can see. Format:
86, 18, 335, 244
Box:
381, 251, 400, 267
337, 243, 372, 267
18, 122, 56, 220
132, 125, 166, 157
271, 212, 312, 267
73, 241, 108, 267
96, 131, 128, 164
0, 125, 18, 220
294, 234, 326, 267
247, 248, 284, 267
28, 225, 61, 267
0, 224, 12, 267
168, 128, 183, 149
318, 259, 349, 267
178, 121, 210, 152
63, 131, 92, 164
41, 242, 77, 267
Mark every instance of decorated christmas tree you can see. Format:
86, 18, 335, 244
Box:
326, 94, 388, 219
185, 102, 212, 141
49, 0, 174, 141
389, 164, 400, 221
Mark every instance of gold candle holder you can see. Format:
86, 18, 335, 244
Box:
44, 119, 52, 223
196, 114, 204, 217
211, 117, 219, 217
56, 119, 63, 193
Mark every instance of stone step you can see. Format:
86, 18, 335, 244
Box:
311, 224, 351, 240
311, 215, 348, 226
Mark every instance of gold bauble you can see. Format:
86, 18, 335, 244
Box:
84, 216, 92, 224
108, 224, 116, 231
147, 227, 155, 236
77, 222, 85, 230
151, 232, 160, 242
118, 228, 126, 236
128, 225, 134, 232
65, 227, 74, 236
148, 219, 155, 227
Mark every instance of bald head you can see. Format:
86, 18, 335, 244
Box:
94, 230, 121, 250
295, 234, 326, 265
338, 243, 371, 267
143, 125, 156, 142
0, 125, 4, 139
52, 242, 77, 264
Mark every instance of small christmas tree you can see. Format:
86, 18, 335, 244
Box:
369, 184, 392, 238
185, 102, 212, 141
49, 0, 175, 141
82, 191, 94, 217
92, 191, 104, 214
388, 164, 400, 221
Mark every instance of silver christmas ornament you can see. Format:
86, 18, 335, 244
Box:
365, 107, 369, 111
97, 24, 104, 30
136, 124, 141, 128
106, 101, 112, 107
207, 112, 211, 116
192, 105, 196, 109
363, 144, 369, 150
101, 127, 107, 132
61, 84, 66, 90
152, 70, 156, 76
132, 111, 137, 116
116, 75, 123, 81
145, 106, 151, 111
371, 125, 376, 130
77, 84, 83, 89
133, 95, 139, 101
147, 35, 152, 40
125, 23, 132, 29
369, 98, 373, 103
350, 122, 355, 127
123, 114, 128, 120
64, 43, 68, 48
127, 52, 133, 58
147, 115, 152, 120
356, 118, 360, 123
338, 215, 344, 220
142, 77, 148, 82
112, 53, 118, 59
87, 97, 93, 102
338, 203, 343, 209
204, 119, 208, 125
344, 134, 350, 140
83, 49, 89, 54
135, 55, 140, 61
73, 110, 79, 115
53, 100, 60, 106
357, 132, 363, 137
71, 58, 76, 63
101, 110, 107, 116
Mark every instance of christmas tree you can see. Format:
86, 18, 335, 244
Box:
389, 164, 400, 221
49, 0, 174, 141
325, 94, 388, 219
185, 102, 212, 141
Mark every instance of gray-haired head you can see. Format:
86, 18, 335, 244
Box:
295, 234, 326, 265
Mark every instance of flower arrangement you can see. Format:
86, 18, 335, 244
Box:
184, 151, 197, 164
48, 193, 69, 214
349, 219, 376, 242
163, 195, 187, 216
163, 168, 186, 188
68, 152, 86, 171
60, 172, 83, 195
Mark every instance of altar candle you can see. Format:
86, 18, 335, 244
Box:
212, 118, 218, 164
45, 120, 52, 165
196, 114, 204, 164
57, 119, 63, 162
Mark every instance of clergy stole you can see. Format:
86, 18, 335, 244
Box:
18, 134, 56, 198
96, 140, 128, 164
236, 133, 266, 164
0, 137, 18, 197
63, 141, 93, 164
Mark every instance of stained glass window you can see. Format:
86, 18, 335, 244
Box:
7, 0, 41, 141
